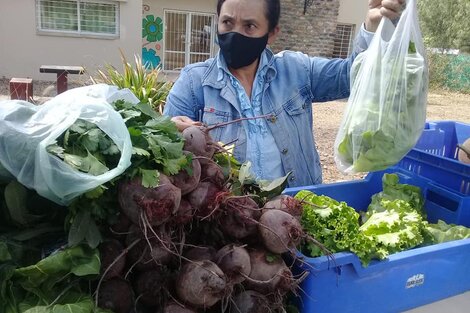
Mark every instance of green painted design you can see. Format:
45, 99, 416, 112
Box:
142, 48, 161, 69
142, 15, 163, 42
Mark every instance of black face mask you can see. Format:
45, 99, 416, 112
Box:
217, 32, 269, 69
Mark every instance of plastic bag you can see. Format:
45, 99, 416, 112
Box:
334, 0, 428, 173
0, 84, 137, 205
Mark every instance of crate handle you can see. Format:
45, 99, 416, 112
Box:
426, 183, 460, 213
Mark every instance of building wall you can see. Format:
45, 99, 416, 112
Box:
0, 0, 369, 82
0, 0, 142, 81
270, 0, 340, 57
271, 0, 369, 57
142, 0, 217, 72
338, 0, 368, 36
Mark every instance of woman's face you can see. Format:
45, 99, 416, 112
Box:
218, 0, 270, 38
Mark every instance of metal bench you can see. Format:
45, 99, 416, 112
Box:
39, 65, 84, 94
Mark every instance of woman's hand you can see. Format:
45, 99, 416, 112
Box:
366, 0, 405, 32
171, 116, 203, 132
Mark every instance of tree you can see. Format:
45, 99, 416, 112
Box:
418, 0, 470, 51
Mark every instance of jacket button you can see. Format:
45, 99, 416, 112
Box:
289, 175, 295, 181
269, 116, 277, 123
282, 148, 288, 154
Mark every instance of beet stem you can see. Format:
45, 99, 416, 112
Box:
95, 238, 141, 307
125, 249, 147, 279
199, 191, 230, 221
141, 213, 179, 259
206, 114, 274, 132
50, 278, 80, 306
239, 271, 279, 285
221, 137, 239, 147
108, 228, 132, 236
167, 292, 189, 310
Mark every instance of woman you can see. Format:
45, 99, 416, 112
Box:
163, 0, 404, 187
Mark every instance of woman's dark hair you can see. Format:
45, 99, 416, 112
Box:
216, 0, 280, 32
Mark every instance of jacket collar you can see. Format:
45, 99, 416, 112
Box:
201, 48, 278, 89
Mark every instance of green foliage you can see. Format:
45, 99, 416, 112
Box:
47, 120, 120, 177
337, 45, 426, 172
418, 0, 470, 93
295, 190, 375, 263
418, 0, 470, 51
418, 0, 457, 50
93, 51, 172, 114
0, 244, 103, 313
424, 220, 470, 244
427, 52, 470, 93
366, 173, 425, 220
297, 173, 429, 266
50, 99, 190, 248
360, 199, 427, 258
231, 161, 290, 202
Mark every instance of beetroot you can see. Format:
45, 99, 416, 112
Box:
134, 270, 165, 307
200, 162, 225, 187
184, 246, 217, 262
109, 213, 132, 237
229, 290, 270, 313
164, 302, 198, 313
119, 174, 181, 226
187, 182, 223, 218
97, 278, 133, 313
171, 199, 194, 225
244, 249, 293, 295
263, 195, 303, 219
182, 126, 216, 159
176, 260, 228, 308
126, 225, 173, 271
169, 152, 201, 195
99, 239, 126, 280
258, 209, 302, 254
219, 196, 260, 239
215, 244, 251, 284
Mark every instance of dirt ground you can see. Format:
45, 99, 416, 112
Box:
1, 78, 469, 183
315, 92, 470, 183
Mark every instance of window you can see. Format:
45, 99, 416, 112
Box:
163, 10, 216, 71
36, 0, 119, 38
332, 23, 355, 58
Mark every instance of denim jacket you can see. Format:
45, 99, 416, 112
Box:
164, 28, 372, 187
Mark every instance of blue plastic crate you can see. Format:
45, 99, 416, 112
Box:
398, 148, 470, 197
415, 120, 470, 160
285, 168, 470, 313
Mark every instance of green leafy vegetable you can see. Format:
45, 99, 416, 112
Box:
46, 99, 192, 248
360, 198, 427, 258
295, 190, 376, 264
424, 220, 470, 244
337, 41, 427, 172
232, 161, 290, 201
297, 173, 429, 266
366, 173, 425, 220
1, 246, 101, 313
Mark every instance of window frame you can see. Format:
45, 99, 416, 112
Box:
36, 0, 120, 39
162, 9, 216, 73
332, 23, 355, 59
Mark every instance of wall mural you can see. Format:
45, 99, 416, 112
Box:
142, 4, 162, 69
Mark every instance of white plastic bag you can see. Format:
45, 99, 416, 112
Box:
334, 0, 428, 173
0, 84, 137, 205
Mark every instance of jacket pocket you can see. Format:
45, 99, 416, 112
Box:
202, 109, 229, 143
282, 85, 311, 116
